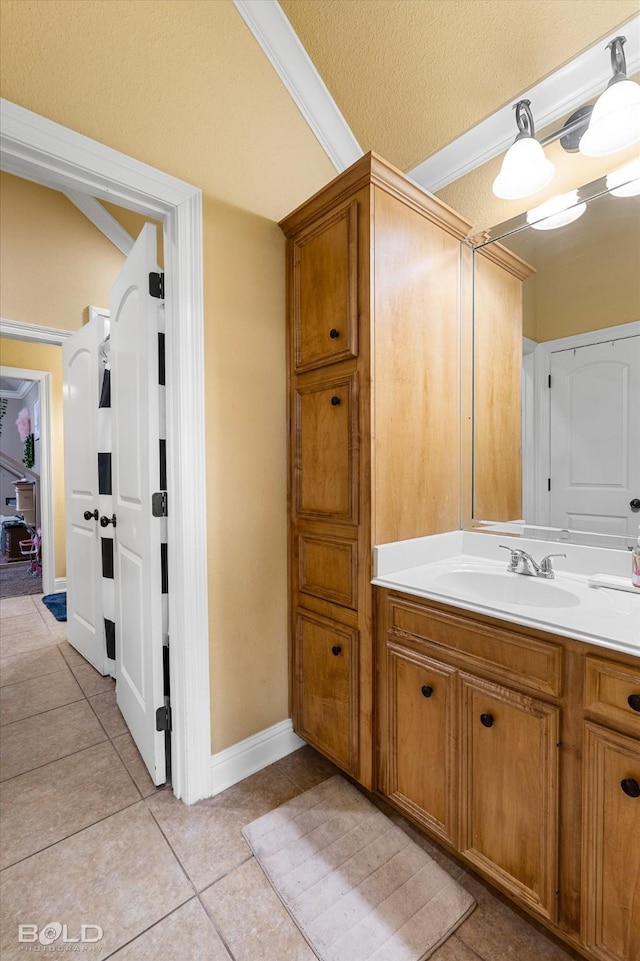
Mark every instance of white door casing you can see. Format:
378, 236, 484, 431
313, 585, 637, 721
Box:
111, 224, 167, 785
1, 98, 210, 803
62, 317, 108, 674
549, 335, 640, 539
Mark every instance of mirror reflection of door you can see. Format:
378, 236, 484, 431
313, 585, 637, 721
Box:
549, 334, 640, 538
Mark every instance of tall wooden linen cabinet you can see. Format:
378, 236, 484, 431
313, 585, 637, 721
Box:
280, 153, 476, 788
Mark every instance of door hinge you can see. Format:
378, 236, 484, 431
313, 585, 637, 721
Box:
548, 374, 552, 388
149, 272, 165, 299
548, 478, 551, 491
152, 491, 168, 517
155, 703, 172, 733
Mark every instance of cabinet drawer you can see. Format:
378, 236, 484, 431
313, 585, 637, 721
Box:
293, 373, 358, 522
298, 531, 358, 609
292, 200, 358, 372
584, 656, 640, 736
294, 610, 359, 775
387, 595, 563, 698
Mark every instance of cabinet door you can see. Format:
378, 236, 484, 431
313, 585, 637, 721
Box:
295, 611, 358, 775
386, 643, 457, 845
460, 674, 559, 920
582, 723, 640, 961
293, 373, 358, 522
292, 200, 358, 372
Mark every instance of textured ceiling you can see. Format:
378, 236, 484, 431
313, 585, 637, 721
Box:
280, 0, 639, 172
0, 0, 335, 222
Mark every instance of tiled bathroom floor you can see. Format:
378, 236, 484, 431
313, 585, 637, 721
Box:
0, 594, 581, 960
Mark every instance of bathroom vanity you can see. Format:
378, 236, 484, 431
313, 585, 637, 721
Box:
372, 533, 639, 961
281, 153, 639, 961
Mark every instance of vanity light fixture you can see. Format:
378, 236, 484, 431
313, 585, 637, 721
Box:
526, 190, 587, 231
606, 157, 640, 197
579, 37, 640, 157
492, 100, 555, 200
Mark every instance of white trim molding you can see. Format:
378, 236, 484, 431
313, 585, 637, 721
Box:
54, 577, 67, 593
0, 318, 72, 345
210, 719, 306, 797
0, 365, 54, 595
64, 190, 134, 256
409, 16, 640, 193
233, 0, 362, 172
1, 98, 211, 805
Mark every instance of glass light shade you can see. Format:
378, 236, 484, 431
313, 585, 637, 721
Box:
526, 191, 587, 231
492, 136, 555, 199
579, 79, 640, 157
606, 157, 640, 197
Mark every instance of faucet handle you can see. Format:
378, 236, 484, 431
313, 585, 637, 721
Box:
498, 544, 521, 571
539, 552, 566, 577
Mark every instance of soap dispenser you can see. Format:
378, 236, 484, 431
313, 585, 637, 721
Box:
633, 525, 640, 588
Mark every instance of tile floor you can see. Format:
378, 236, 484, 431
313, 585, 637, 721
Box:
0, 593, 582, 960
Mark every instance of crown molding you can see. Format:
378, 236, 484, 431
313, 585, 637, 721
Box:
408, 15, 640, 193
233, 0, 362, 172
0, 318, 72, 345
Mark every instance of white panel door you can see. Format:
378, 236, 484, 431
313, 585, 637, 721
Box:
63, 317, 108, 674
549, 335, 640, 538
111, 223, 167, 786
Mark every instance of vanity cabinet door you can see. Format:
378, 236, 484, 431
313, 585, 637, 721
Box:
582, 723, 640, 961
459, 674, 560, 920
294, 610, 359, 776
291, 200, 358, 373
293, 373, 358, 522
385, 643, 457, 846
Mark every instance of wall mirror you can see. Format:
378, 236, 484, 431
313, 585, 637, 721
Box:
470, 171, 640, 550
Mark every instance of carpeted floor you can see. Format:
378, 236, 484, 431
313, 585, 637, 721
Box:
0, 562, 42, 598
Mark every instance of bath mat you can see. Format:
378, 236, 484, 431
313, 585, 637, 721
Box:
41, 592, 67, 621
242, 775, 475, 961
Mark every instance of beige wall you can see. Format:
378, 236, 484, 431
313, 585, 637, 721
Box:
0, 338, 65, 579
0, 173, 125, 329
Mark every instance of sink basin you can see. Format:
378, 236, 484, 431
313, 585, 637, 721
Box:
433, 569, 581, 609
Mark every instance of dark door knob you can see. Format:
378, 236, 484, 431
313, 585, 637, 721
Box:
628, 694, 640, 713
329, 328, 340, 339
83, 509, 98, 521
100, 514, 117, 528
331, 645, 342, 656
630, 498, 640, 511
330, 396, 341, 406
620, 778, 640, 798
480, 713, 494, 728
421, 685, 433, 698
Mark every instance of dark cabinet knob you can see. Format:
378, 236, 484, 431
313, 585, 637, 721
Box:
100, 514, 117, 528
421, 685, 434, 698
329, 328, 340, 339
331, 396, 341, 406
630, 498, 640, 511
83, 509, 98, 521
620, 778, 640, 798
628, 694, 640, 713
480, 713, 494, 728
331, 645, 342, 656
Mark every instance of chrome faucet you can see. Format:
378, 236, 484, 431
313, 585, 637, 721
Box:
499, 546, 567, 579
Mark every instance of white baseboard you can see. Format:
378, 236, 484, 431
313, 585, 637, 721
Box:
53, 577, 67, 592
209, 718, 306, 797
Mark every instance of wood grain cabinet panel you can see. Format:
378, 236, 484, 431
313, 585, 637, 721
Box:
459, 673, 559, 920
582, 723, 640, 961
293, 374, 358, 522
292, 200, 358, 372
584, 656, 640, 738
298, 532, 358, 609
295, 610, 358, 775
386, 644, 457, 845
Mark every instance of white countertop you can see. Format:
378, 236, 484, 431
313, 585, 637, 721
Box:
372, 532, 640, 657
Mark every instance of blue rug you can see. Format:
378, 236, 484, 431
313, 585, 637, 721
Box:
42, 592, 67, 622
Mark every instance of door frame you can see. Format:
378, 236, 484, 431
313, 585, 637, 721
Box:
0, 364, 54, 592
532, 321, 640, 529
0, 98, 211, 804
